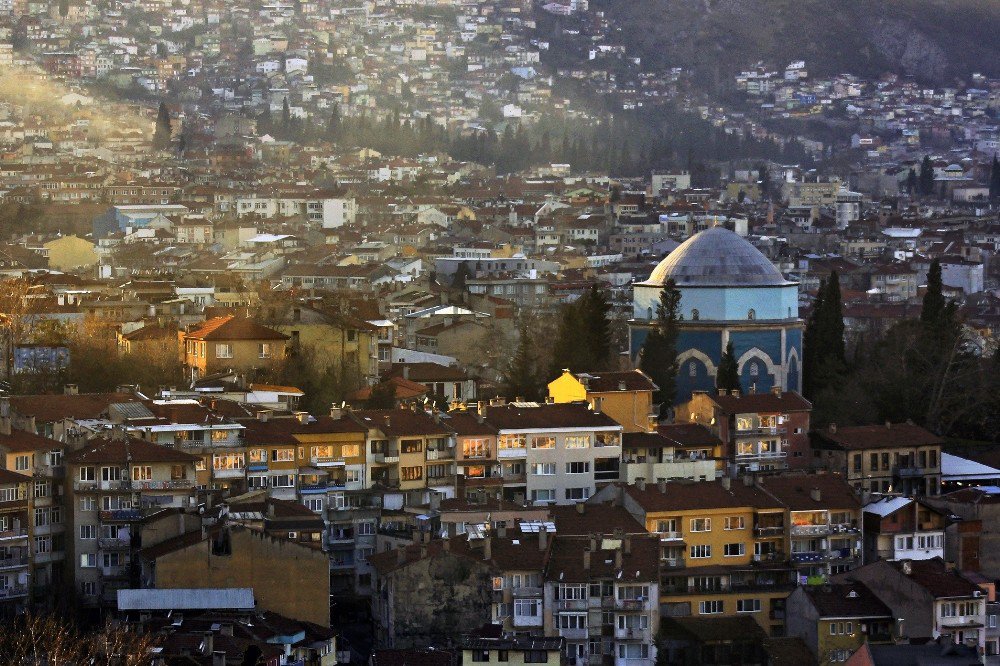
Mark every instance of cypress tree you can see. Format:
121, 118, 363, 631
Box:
639, 279, 681, 414
920, 260, 947, 329
548, 304, 587, 381
153, 101, 171, 149
716, 341, 741, 393
503, 319, 540, 401
580, 285, 612, 370
918, 155, 935, 196
802, 278, 826, 400
990, 155, 1000, 202
821, 272, 846, 365
905, 168, 918, 195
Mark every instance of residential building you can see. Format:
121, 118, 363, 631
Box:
547, 368, 658, 433
461, 626, 563, 666
811, 423, 943, 495
785, 582, 894, 665
619, 423, 721, 485
0, 468, 31, 610
682, 388, 813, 475
181, 316, 289, 382
862, 496, 947, 563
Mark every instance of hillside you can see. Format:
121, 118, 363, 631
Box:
591, 0, 1000, 85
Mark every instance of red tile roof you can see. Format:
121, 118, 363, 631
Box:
65, 436, 200, 465
758, 473, 861, 511
701, 390, 812, 413
185, 316, 288, 341
9, 392, 136, 422
812, 423, 944, 451
624, 479, 783, 512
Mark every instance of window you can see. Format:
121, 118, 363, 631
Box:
463, 439, 489, 458
853, 454, 862, 472
357, 521, 375, 536
51, 507, 61, 524
79, 466, 95, 481
215, 343, 233, 358
271, 449, 294, 462
564, 436, 589, 449
531, 436, 555, 449
80, 553, 97, 568
304, 498, 323, 512
401, 439, 423, 454
558, 614, 587, 629
690, 518, 712, 532
311, 446, 334, 459
690, 545, 712, 559
345, 469, 362, 484
565, 487, 590, 501
749, 362, 759, 377
595, 432, 620, 447
14, 455, 30, 471
514, 599, 540, 617
558, 584, 587, 600
724, 516, 745, 530
691, 308, 699, 320
566, 462, 590, 474
258, 343, 272, 358
101, 467, 123, 481
724, 543, 745, 557
498, 435, 526, 450
34, 480, 49, 498
211, 430, 229, 441
34, 508, 48, 527
131, 466, 152, 481
81, 581, 97, 596
532, 463, 556, 476
689, 361, 697, 377
171, 465, 187, 480
699, 600, 723, 615
401, 466, 423, 481
213, 454, 245, 470
531, 489, 555, 503
524, 651, 549, 663
271, 474, 294, 488
737, 599, 761, 613
80, 497, 96, 512
34, 537, 50, 554
618, 644, 649, 659
80, 524, 97, 539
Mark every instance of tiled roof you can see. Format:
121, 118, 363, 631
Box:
0, 428, 62, 453
0, 468, 31, 486
350, 408, 452, 437
578, 369, 657, 393
239, 415, 366, 445
550, 503, 646, 536
185, 316, 288, 341
9, 391, 136, 422
801, 582, 893, 619
65, 436, 200, 465
384, 362, 468, 382
371, 649, 457, 666
758, 473, 861, 511
544, 534, 660, 583
661, 615, 768, 642
483, 403, 621, 430
624, 479, 783, 512
122, 323, 178, 341
761, 637, 817, 666
886, 558, 981, 599
657, 423, 723, 448
812, 423, 944, 450
444, 411, 497, 437
702, 390, 812, 413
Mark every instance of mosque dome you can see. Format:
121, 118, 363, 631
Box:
645, 226, 794, 287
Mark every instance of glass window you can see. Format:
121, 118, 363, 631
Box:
531, 436, 555, 449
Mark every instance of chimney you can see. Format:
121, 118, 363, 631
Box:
771, 386, 782, 396
201, 632, 214, 656
402, 366, 410, 380
420, 544, 427, 558
477, 400, 487, 416
593, 397, 603, 414
429, 492, 441, 512
721, 476, 731, 491
497, 525, 507, 538
64, 384, 78, 395
219, 623, 233, 637
257, 410, 271, 422
810, 487, 822, 502
583, 550, 591, 570
657, 478, 667, 494
484, 537, 492, 561
829, 423, 837, 434
293, 411, 309, 424
636, 477, 646, 491
885, 421, 892, 429
329, 404, 343, 420
717, 388, 727, 396
576, 502, 585, 515
212, 651, 226, 666
0, 418, 9, 437
901, 559, 912, 575
618, 380, 627, 392
743, 474, 755, 487
730, 389, 740, 397
396, 545, 406, 565
539, 525, 548, 551
624, 534, 632, 555
442, 537, 450, 551
614, 548, 623, 570
589, 533, 598, 552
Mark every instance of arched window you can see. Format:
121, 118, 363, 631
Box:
689, 361, 697, 377
691, 308, 700, 321
747, 309, 756, 320
749, 362, 759, 377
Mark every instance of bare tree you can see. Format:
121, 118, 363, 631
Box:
0, 613, 156, 665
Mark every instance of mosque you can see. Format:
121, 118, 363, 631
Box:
629, 225, 803, 404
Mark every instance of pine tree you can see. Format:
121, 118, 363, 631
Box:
153, 102, 171, 149
503, 319, 540, 401
918, 155, 935, 196
579, 286, 612, 370
548, 304, 586, 381
803, 272, 847, 401
920, 260, 947, 329
258, 106, 273, 136
638, 280, 681, 415
716, 341, 741, 393
905, 168, 918, 195
821, 272, 846, 365
281, 98, 291, 137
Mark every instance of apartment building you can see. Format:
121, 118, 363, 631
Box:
65, 436, 198, 607
482, 402, 623, 505
811, 422, 943, 495
620, 423, 721, 485
547, 368, 658, 434
0, 424, 65, 604
448, 409, 501, 501
758, 474, 863, 581
785, 582, 895, 665
0, 468, 31, 610
352, 408, 455, 495
599, 478, 795, 635
682, 388, 813, 475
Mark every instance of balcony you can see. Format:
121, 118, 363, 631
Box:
753, 526, 785, 537
894, 466, 926, 478
247, 463, 268, 473
616, 599, 649, 611
425, 449, 453, 461
300, 483, 330, 495
99, 510, 142, 522
211, 468, 245, 479
594, 470, 620, 482
790, 524, 830, 537
829, 523, 860, 534
0, 585, 28, 599
100, 566, 129, 579
736, 450, 788, 461
98, 537, 131, 550
734, 427, 787, 437
131, 480, 193, 491
615, 627, 651, 641
0, 555, 28, 569
769, 610, 786, 621
312, 456, 348, 467
558, 627, 589, 640
373, 453, 399, 464
661, 557, 686, 569
501, 473, 526, 484
752, 552, 786, 564
498, 447, 527, 459
556, 599, 588, 611
512, 614, 543, 628
0, 529, 27, 541
512, 587, 543, 598
790, 551, 825, 563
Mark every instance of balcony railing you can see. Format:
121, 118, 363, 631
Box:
661, 557, 686, 569
425, 449, 453, 461
736, 450, 787, 460
373, 453, 399, 464
497, 448, 527, 459
790, 551, 824, 563
894, 466, 925, 478
616, 599, 649, 611
98, 537, 131, 550
100, 566, 129, 578
556, 599, 588, 611
615, 627, 651, 640
312, 456, 349, 467
513, 587, 543, 598
753, 526, 785, 537
211, 468, 245, 479
0, 555, 29, 569
0, 585, 28, 599
0, 529, 27, 541
501, 473, 526, 484
790, 524, 830, 536
99, 510, 142, 522
558, 627, 588, 640
131, 480, 193, 490
734, 427, 787, 437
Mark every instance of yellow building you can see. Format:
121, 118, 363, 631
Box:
548, 369, 657, 433
785, 582, 895, 665
597, 479, 796, 635
180, 316, 288, 382
43, 234, 98, 271
353, 408, 453, 491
